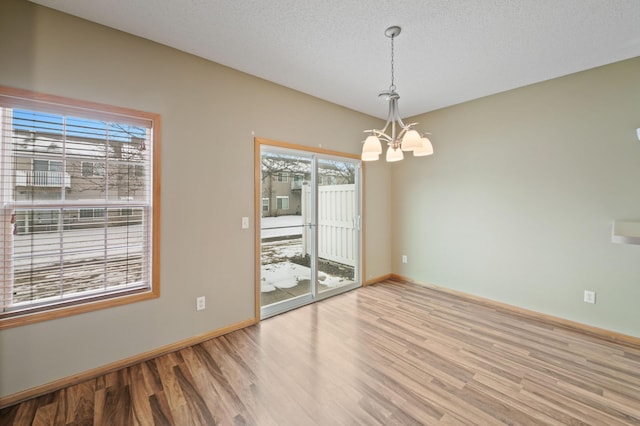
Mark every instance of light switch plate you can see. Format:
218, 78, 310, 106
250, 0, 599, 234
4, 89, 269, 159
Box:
196, 296, 206, 311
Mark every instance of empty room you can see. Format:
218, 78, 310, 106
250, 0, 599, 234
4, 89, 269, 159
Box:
1, 0, 640, 424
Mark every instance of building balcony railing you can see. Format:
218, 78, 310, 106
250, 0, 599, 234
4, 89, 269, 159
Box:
15, 170, 71, 188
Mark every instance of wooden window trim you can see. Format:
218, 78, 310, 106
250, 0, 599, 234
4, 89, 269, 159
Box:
0, 85, 161, 330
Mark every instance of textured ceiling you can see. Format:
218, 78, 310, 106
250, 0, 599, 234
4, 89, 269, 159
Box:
29, 0, 640, 119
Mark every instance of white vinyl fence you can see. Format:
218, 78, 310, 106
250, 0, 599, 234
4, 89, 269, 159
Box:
302, 184, 357, 267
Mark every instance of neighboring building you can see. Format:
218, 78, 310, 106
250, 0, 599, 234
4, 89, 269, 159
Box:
10, 129, 146, 234
261, 156, 354, 217
261, 171, 305, 217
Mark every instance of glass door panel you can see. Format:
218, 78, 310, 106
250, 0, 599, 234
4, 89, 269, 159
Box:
317, 158, 358, 294
259, 143, 361, 319
260, 150, 313, 314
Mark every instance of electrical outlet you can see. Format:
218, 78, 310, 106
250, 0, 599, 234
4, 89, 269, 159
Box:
402, 255, 408, 264
583, 290, 596, 304
196, 296, 206, 311
241, 217, 249, 229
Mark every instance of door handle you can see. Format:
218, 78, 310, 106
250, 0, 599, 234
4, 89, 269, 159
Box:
353, 215, 361, 231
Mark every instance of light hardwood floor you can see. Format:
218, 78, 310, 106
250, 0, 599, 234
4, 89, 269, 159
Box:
2, 279, 640, 425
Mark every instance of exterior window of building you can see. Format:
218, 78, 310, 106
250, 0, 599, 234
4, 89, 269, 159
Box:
291, 174, 303, 190
262, 198, 269, 212
79, 208, 106, 219
34, 159, 63, 172
276, 172, 289, 182
0, 86, 161, 328
276, 196, 289, 210
81, 161, 105, 177
23, 159, 66, 188
127, 164, 144, 177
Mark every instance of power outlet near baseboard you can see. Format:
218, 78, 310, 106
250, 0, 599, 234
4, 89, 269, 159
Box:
583, 290, 596, 304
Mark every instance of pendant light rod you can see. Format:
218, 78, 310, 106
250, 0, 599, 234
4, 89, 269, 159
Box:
385, 26, 400, 90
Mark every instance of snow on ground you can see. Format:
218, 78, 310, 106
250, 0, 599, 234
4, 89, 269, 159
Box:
261, 260, 349, 293
261, 262, 309, 292
261, 215, 303, 239
260, 235, 349, 293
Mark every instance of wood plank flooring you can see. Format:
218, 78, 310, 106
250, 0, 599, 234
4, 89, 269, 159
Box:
2, 279, 640, 425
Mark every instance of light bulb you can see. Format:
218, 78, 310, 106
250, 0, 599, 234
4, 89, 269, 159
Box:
401, 129, 422, 151
413, 136, 434, 156
386, 146, 404, 162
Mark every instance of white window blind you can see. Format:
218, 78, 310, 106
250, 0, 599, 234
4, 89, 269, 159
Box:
0, 87, 158, 321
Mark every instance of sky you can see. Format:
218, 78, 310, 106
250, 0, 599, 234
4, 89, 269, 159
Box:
13, 109, 146, 142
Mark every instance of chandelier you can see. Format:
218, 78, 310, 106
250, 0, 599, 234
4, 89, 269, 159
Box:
361, 26, 434, 162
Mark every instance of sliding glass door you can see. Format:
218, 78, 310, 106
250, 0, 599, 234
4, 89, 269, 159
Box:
259, 151, 313, 311
258, 143, 361, 319
316, 158, 358, 294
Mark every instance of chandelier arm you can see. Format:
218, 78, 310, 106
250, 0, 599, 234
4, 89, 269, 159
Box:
373, 130, 392, 143
393, 99, 413, 130
362, 129, 392, 143
377, 92, 395, 136
396, 115, 407, 129
390, 97, 402, 143
396, 127, 408, 142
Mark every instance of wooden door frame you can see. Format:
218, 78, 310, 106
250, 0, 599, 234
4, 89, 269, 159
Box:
254, 137, 365, 321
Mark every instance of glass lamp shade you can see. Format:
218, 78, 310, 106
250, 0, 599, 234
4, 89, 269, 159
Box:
413, 136, 434, 157
386, 146, 404, 162
400, 129, 422, 151
361, 151, 380, 161
362, 135, 383, 154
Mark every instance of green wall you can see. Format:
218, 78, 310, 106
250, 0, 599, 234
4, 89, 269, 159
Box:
393, 57, 640, 337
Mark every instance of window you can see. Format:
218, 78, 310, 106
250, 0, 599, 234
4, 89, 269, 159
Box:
262, 198, 269, 212
79, 208, 105, 219
276, 196, 289, 210
34, 159, 62, 172
133, 164, 144, 177
24, 159, 66, 188
276, 172, 289, 182
81, 161, 105, 177
0, 86, 161, 328
291, 174, 303, 190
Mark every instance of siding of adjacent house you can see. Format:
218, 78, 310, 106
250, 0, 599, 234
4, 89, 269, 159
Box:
11, 130, 146, 233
